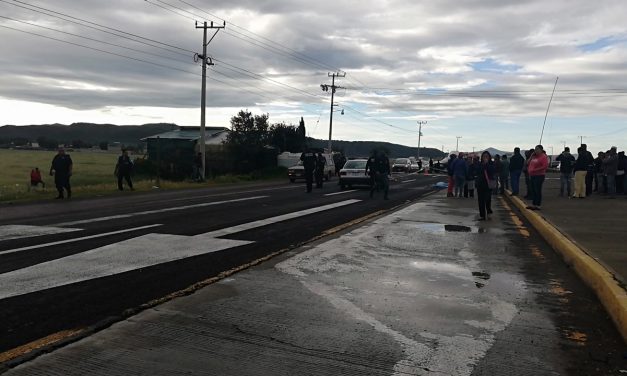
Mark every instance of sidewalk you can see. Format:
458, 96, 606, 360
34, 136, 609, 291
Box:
517, 173, 627, 283
3, 192, 625, 375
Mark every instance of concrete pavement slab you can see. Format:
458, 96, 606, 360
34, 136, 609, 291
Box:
3, 192, 625, 375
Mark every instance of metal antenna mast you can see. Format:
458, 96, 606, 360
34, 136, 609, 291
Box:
539, 76, 559, 145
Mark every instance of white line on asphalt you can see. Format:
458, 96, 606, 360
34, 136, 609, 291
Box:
401, 179, 417, 183
0, 199, 362, 300
0, 225, 81, 242
324, 190, 357, 196
204, 199, 362, 238
56, 196, 268, 226
164, 185, 301, 203
0, 224, 162, 256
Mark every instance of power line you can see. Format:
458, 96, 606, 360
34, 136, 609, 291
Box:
0, 0, 195, 56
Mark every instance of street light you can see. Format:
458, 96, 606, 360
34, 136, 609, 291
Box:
417, 120, 427, 160
455, 136, 462, 153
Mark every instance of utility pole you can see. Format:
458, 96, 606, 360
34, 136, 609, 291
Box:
560, 140, 566, 150
195, 21, 225, 180
321, 72, 345, 153
456, 136, 462, 153
578, 136, 585, 146
417, 120, 427, 160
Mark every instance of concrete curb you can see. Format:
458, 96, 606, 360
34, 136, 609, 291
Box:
505, 193, 627, 344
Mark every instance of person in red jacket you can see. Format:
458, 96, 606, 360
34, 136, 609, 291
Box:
526, 144, 549, 210
29, 167, 45, 190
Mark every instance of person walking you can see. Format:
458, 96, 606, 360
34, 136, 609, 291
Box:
476, 151, 496, 220
526, 145, 549, 210
315, 152, 327, 188
300, 149, 317, 193
373, 150, 391, 200
115, 149, 134, 191
29, 167, 45, 191
509, 147, 524, 196
556, 147, 576, 197
49, 148, 73, 199
499, 155, 510, 194
452, 153, 467, 198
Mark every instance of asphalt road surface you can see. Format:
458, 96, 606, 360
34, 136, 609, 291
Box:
0, 173, 439, 355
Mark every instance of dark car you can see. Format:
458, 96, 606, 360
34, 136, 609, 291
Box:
392, 158, 411, 173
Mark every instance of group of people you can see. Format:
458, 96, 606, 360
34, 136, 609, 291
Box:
446, 145, 550, 220
299, 150, 328, 193
365, 150, 390, 200
556, 144, 627, 198
30, 148, 134, 200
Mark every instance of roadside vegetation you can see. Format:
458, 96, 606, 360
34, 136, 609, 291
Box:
0, 149, 286, 203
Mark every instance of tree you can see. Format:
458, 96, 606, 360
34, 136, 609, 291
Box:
225, 110, 271, 171
297, 117, 306, 149
36, 136, 59, 150
269, 123, 301, 153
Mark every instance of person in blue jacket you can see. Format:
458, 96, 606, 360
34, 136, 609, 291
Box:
452, 153, 468, 198
476, 151, 496, 220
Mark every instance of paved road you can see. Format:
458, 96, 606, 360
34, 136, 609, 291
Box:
2, 189, 625, 375
0, 173, 439, 355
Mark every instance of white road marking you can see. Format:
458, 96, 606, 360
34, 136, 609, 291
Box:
164, 185, 301, 203
56, 196, 268, 226
0, 199, 362, 299
204, 199, 361, 238
400, 179, 417, 183
0, 225, 81, 242
324, 190, 357, 196
0, 224, 163, 256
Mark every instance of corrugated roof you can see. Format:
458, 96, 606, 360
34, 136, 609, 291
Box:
142, 127, 229, 141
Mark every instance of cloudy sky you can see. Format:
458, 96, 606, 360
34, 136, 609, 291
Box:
1, 0, 627, 153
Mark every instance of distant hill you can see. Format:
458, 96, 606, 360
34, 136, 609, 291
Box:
306, 138, 445, 159
0, 123, 446, 158
0, 123, 177, 145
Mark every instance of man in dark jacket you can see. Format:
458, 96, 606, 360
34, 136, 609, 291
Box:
49, 148, 73, 199
300, 149, 317, 193
446, 154, 457, 197
509, 147, 525, 196
315, 152, 327, 188
580, 144, 595, 196
115, 149, 134, 191
556, 147, 575, 197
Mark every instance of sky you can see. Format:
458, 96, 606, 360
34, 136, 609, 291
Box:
1, 0, 627, 154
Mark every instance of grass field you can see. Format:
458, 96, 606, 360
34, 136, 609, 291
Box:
0, 149, 286, 203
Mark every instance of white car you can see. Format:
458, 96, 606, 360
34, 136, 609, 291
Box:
288, 154, 335, 183
339, 159, 371, 189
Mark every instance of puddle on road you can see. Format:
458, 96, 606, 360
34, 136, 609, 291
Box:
409, 222, 487, 234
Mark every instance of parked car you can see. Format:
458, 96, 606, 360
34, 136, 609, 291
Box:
339, 159, 370, 189
392, 158, 411, 173
288, 153, 335, 183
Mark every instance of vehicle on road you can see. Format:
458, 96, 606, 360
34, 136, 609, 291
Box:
339, 159, 370, 189
288, 154, 335, 183
392, 158, 411, 173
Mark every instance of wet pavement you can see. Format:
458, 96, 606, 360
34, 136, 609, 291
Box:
3, 192, 626, 375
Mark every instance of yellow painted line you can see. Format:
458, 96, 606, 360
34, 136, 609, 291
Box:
0, 328, 84, 363
504, 190, 627, 344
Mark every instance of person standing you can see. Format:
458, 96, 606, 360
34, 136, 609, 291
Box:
192, 152, 203, 182
492, 155, 502, 195
603, 147, 618, 198
499, 155, 510, 194
452, 153, 467, 198
315, 152, 327, 188
466, 156, 480, 198
556, 147, 576, 197
446, 154, 457, 197
429, 158, 434, 172
523, 149, 534, 199
616, 151, 626, 194
527, 145, 549, 210
49, 148, 73, 199
594, 151, 605, 193
476, 151, 496, 220
580, 144, 595, 196
509, 147, 524, 196
115, 149, 134, 191
300, 149, 317, 193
